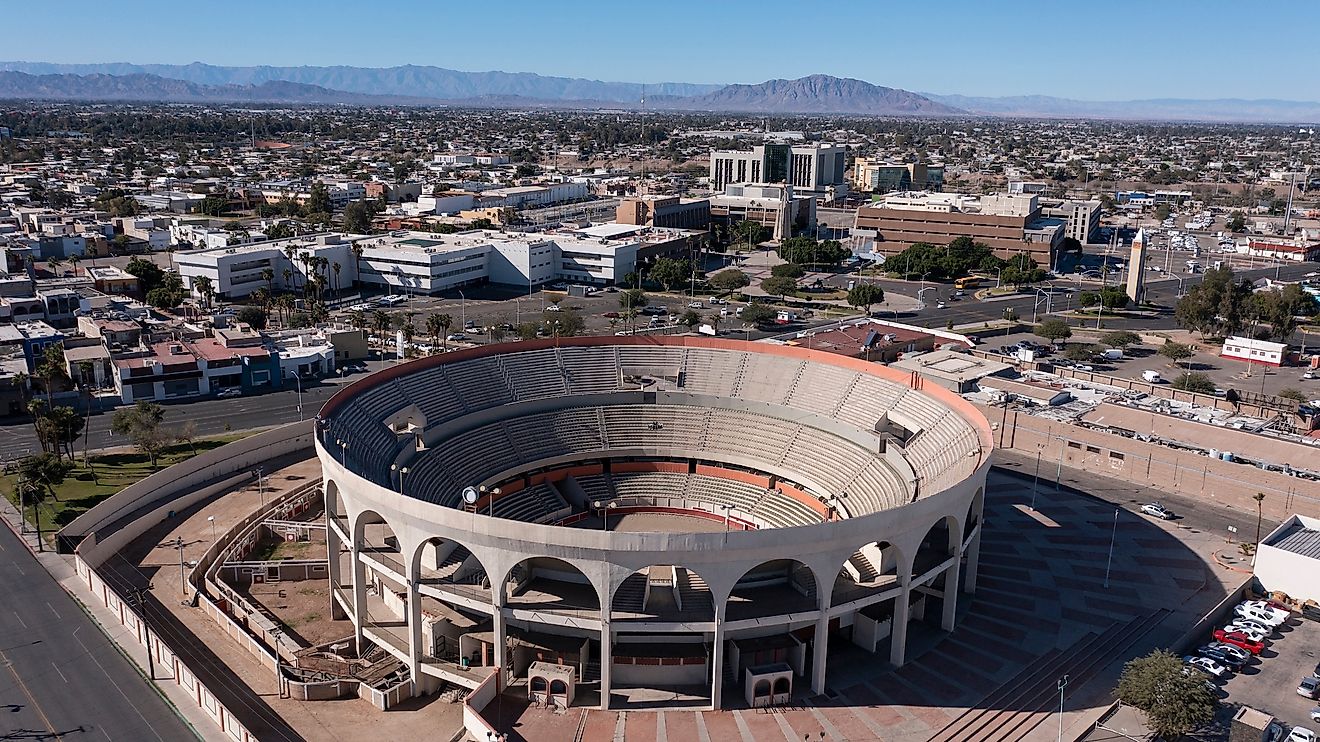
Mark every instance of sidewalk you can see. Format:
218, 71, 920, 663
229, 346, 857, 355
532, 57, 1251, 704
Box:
0, 494, 223, 740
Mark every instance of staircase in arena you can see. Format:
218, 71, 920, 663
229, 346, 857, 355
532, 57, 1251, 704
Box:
926, 608, 1169, 742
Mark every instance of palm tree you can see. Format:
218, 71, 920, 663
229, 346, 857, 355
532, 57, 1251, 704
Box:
46, 258, 62, 277
349, 310, 365, 331
67, 254, 80, 277
352, 243, 365, 288
282, 268, 293, 294
401, 320, 416, 357
261, 267, 275, 295
707, 313, 722, 335
425, 314, 443, 352
372, 310, 391, 349
194, 275, 214, 309
77, 361, 95, 469
36, 344, 67, 408
283, 245, 298, 291
332, 261, 342, 299
436, 313, 453, 351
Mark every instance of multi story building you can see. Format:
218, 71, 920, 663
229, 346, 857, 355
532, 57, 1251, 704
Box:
709, 183, 817, 241
1041, 199, 1102, 244
615, 195, 711, 230
709, 142, 847, 199
175, 233, 364, 300
852, 160, 944, 193
852, 192, 1065, 264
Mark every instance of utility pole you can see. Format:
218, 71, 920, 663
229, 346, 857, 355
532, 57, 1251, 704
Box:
173, 537, 188, 598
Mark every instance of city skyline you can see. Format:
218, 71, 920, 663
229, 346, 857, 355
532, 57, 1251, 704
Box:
5, 0, 1320, 102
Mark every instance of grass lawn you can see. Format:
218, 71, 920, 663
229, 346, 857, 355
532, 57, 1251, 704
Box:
2, 432, 252, 537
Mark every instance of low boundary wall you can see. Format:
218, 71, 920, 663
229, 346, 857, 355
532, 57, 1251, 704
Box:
64, 422, 316, 742
980, 403, 1318, 521
60, 422, 315, 557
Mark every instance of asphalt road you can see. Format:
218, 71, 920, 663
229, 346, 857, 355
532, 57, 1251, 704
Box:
0, 375, 353, 462
832, 260, 1319, 334
0, 522, 198, 741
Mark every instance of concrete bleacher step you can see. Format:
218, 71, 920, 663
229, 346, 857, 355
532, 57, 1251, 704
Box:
929, 609, 1169, 742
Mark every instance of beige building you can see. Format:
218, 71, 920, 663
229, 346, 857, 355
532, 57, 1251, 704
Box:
615, 195, 710, 230
852, 192, 1065, 263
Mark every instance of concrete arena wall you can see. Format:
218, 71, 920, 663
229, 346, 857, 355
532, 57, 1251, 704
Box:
323, 447, 987, 618
60, 422, 316, 560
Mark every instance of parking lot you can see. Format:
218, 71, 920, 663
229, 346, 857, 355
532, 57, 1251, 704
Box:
1214, 608, 1320, 736
980, 329, 1320, 401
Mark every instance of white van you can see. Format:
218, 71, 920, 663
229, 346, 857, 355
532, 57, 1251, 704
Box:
1101, 349, 1124, 361
1142, 370, 1162, 383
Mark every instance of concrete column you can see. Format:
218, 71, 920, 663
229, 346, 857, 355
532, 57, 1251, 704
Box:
326, 518, 345, 619
406, 565, 423, 684
889, 576, 911, 668
964, 530, 981, 595
710, 602, 727, 710
941, 554, 961, 632
599, 612, 613, 710
491, 604, 507, 691
810, 614, 829, 695
351, 538, 366, 651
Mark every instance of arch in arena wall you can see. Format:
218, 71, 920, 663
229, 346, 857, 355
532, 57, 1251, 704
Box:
911, 514, 963, 583
502, 557, 602, 614
410, 535, 492, 589
726, 558, 821, 621
966, 486, 985, 537
831, 540, 905, 608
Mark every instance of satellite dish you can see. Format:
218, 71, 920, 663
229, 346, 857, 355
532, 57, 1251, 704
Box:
461, 487, 479, 505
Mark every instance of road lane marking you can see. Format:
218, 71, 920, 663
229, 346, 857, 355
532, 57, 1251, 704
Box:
0, 647, 57, 738
52, 662, 67, 683
73, 630, 166, 742
46, 602, 61, 620
12, 610, 25, 628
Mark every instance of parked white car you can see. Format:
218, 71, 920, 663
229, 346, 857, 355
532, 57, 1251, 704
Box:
1242, 600, 1291, 625
1184, 655, 1228, 678
1290, 726, 1317, 742
1236, 602, 1288, 627
1140, 502, 1175, 520
1223, 623, 1268, 643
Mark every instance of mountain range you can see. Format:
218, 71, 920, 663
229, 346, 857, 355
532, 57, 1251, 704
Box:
0, 60, 1318, 123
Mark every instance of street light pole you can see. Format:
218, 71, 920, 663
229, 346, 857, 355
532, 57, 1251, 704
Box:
1030, 449, 1041, 510
174, 537, 187, 598
1104, 509, 1118, 589
208, 515, 216, 543
1057, 675, 1069, 742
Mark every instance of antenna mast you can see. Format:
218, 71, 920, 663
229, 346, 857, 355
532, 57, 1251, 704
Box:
639, 84, 646, 197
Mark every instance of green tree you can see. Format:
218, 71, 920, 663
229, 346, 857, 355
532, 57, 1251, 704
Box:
1278, 388, 1307, 403
199, 195, 229, 217
847, 283, 886, 315
1154, 203, 1171, 222
730, 220, 770, 249
110, 401, 172, 468
1101, 331, 1141, 349
618, 289, 648, 311
678, 309, 702, 329
36, 405, 84, 461
1226, 211, 1246, 232
1116, 650, 1216, 739
306, 182, 332, 215
776, 237, 850, 267
343, 201, 373, 234
771, 263, 805, 279
1099, 286, 1131, 310
124, 257, 166, 292
435, 313, 453, 351
265, 222, 295, 240
738, 303, 777, 326
542, 309, 585, 337
1064, 344, 1101, 362
236, 305, 268, 329
1034, 318, 1073, 343
1077, 291, 1100, 308
1170, 371, 1216, 393
35, 344, 68, 407
708, 269, 750, 292
1158, 341, 1194, 368
760, 276, 798, 299
647, 257, 691, 292
193, 275, 215, 309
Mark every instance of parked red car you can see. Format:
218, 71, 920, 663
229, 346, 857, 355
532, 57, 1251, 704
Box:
1213, 629, 1265, 655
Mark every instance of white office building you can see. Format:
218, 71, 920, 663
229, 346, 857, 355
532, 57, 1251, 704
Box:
709, 142, 847, 198
175, 233, 363, 300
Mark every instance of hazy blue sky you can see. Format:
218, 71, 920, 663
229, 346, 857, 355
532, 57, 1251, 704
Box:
7, 0, 1318, 100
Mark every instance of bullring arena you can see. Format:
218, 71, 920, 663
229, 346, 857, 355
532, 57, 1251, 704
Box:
319, 336, 990, 713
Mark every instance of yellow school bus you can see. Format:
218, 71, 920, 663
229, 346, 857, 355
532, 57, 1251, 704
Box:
954, 276, 983, 290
